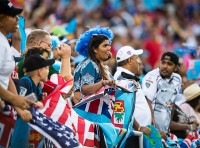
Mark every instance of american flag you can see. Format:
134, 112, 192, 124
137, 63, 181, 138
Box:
73, 80, 137, 147
29, 106, 81, 148
0, 102, 17, 147
30, 76, 95, 147
0, 111, 16, 147
179, 131, 200, 148
73, 86, 116, 119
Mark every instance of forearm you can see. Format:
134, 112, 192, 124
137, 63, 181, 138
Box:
73, 91, 81, 104
8, 76, 18, 95
15, 106, 23, 114
81, 81, 103, 95
169, 121, 189, 131
133, 118, 140, 131
14, 106, 33, 122
0, 85, 16, 103
60, 57, 73, 81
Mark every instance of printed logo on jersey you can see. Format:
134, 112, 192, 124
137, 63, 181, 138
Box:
19, 86, 27, 96
146, 82, 151, 88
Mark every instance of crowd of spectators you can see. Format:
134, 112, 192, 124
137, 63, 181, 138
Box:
1, 0, 200, 147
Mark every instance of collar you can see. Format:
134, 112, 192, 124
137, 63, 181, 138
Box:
117, 67, 135, 76
157, 68, 174, 83
117, 67, 140, 82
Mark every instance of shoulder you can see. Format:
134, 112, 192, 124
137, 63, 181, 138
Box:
143, 68, 160, 82
0, 33, 7, 46
172, 72, 182, 83
114, 67, 123, 80
81, 58, 99, 72
19, 77, 32, 96
74, 58, 88, 73
20, 76, 32, 86
75, 58, 96, 70
0, 35, 10, 55
146, 68, 159, 77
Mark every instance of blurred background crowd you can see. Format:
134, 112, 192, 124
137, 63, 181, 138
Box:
1, 0, 200, 147
11, 0, 200, 88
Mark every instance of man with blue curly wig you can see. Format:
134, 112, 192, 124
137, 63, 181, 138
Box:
73, 26, 115, 104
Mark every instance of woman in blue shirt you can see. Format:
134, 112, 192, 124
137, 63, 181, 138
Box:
73, 26, 115, 104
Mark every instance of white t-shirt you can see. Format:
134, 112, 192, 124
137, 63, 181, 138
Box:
11, 46, 21, 58
0, 32, 15, 89
142, 68, 182, 132
114, 67, 152, 126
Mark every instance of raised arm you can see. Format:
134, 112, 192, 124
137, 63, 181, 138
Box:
56, 44, 73, 81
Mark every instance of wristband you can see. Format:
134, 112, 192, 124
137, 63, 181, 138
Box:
190, 124, 193, 131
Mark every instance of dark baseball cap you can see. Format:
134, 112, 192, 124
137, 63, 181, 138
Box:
23, 54, 55, 73
161, 51, 179, 65
0, 0, 23, 16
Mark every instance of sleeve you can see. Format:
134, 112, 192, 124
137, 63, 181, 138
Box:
0, 45, 6, 69
141, 73, 157, 102
19, 78, 32, 96
74, 67, 81, 92
73, 60, 100, 92
175, 75, 183, 102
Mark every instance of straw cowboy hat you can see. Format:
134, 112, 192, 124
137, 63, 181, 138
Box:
183, 83, 200, 102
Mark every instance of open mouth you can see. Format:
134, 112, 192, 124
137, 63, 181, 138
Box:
105, 52, 110, 56
161, 70, 168, 74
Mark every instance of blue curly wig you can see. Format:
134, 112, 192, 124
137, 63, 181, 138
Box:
75, 26, 114, 57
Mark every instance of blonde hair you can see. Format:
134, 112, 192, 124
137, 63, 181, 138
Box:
26, 29, 50, 49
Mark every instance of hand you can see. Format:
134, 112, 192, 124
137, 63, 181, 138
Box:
57, 43, 71, 59
41, 92, 47, 101
102, 80, 116, 87
0, 100, 5, 112
34, 101, 44, 109
18, 109, 32, 122
189, 116, 199, 126
189, 120, 199, 126
140, 126, 151, 136
159, 130, 167, 140
39, 81, 44, 89
12, 95, 33, 110
187, 124, 197, 131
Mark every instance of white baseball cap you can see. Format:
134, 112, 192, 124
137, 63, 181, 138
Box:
116, 46, 143, 63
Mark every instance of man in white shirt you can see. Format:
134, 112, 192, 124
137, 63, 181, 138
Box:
0, 0, 33, 147
142, 51, 182, 137
114, 46, 151, 147
0, 0, 32, 110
